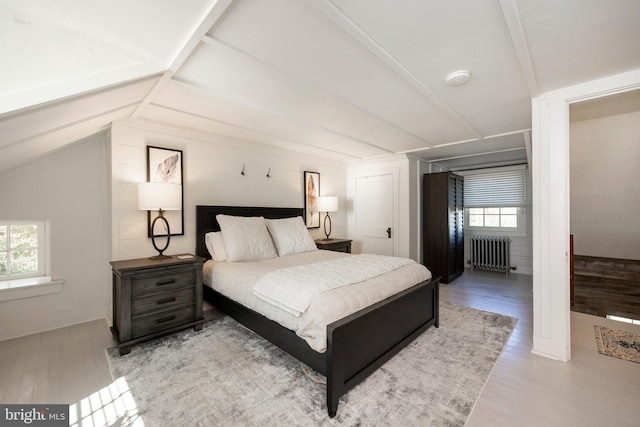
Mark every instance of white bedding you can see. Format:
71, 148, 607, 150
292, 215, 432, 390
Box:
203, 250, 431, 352
253, 254, 414, 316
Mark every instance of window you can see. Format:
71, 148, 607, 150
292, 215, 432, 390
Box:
0, 221, 46, 281
460, 166, 527, 233
468, 207, 518, 228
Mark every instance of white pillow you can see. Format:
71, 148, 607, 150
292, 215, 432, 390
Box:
265, 216, 318, 256
205, 231, 227, 261
216, 215, 278, 262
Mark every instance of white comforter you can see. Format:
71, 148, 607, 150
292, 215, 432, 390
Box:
203, 250, 431, 352
253, 254, 414, 317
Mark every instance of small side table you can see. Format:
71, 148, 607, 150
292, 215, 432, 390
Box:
110, 254, 206, 355
315, 238, 352, 253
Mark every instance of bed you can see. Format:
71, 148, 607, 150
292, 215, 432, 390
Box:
195, 205, 440, 417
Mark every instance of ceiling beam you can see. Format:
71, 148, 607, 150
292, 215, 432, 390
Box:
313, 0, 484, 139
167, 77, 395, 155
497, 0, 541, 97
428, 147, 526, 163
140, 104, 359, 162
399, 128, 531, 157
203, 34, 436, 147
132, 0, 235, 118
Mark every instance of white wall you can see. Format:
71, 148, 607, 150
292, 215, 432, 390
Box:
0, 133, 111, 341
570, 110, 640, 260
0, 116, 347, 340
111, 119, 347, 262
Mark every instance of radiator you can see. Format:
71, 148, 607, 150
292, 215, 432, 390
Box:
470, 236, 511, 274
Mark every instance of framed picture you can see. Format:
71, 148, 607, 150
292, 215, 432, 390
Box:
304, 171, 320, 228
146, 145, 184, 236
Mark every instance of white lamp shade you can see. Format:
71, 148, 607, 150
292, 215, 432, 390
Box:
316, 196, 338, 213
138, 182, 182, 211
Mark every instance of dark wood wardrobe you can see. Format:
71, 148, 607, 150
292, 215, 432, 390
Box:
422, 172, 464, 283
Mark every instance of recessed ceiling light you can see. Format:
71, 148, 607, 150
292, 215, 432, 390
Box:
446, 70, 471, 86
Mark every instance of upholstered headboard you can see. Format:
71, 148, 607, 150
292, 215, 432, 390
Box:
195, 205, 304, 259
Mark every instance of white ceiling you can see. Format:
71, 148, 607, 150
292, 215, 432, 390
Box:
1, 0, 640, 174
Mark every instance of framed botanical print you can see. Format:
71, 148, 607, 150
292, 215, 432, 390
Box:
146, 145, 184, 236
304, 171, 320, 228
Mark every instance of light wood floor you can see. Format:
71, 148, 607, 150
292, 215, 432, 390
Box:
1, 270, 638, 426
442, 270, 640, 427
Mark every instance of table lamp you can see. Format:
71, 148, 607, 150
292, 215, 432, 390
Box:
316, 196, 338, 240
138, 182, 182, 259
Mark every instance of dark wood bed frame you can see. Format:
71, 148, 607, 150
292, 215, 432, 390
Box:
195, 205, 440, 417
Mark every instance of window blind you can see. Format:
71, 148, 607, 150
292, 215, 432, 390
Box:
463, 168, 526, 207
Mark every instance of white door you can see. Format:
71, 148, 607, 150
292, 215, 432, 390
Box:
355, 174, 394, 255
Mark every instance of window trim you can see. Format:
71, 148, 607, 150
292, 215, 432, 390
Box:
0, 276, 63, 302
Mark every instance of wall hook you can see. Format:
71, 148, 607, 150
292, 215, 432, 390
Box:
266, 168, 271, 178
241, 165, 246, 176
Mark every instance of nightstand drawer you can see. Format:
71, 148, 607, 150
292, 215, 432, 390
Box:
131, 305, 195, 338
131, 269, 195, 296
131, 287, 195, 317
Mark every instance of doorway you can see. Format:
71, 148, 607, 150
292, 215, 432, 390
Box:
569, 89, 640, 321
531, 71, 640, 361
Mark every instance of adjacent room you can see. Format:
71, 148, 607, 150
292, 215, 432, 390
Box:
569, 90, 640, 321
1, 1, 639, 425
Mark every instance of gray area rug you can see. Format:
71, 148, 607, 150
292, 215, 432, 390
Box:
106, 301, 517, 426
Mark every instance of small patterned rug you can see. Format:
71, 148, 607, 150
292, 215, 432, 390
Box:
105, 301, 517, 426
594, 325, 640, 364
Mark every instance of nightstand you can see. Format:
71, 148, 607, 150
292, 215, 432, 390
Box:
110, 254, 206, 355
315, 238, 352, 253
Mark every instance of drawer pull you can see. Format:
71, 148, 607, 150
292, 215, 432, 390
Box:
156, 279, 176, 286
157, 297, 176, 305
157, 315, 176, 324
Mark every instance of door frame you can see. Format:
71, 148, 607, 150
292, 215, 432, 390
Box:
531, 69, 640, 362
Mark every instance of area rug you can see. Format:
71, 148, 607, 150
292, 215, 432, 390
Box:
594, 325, 640, 364
105, 301, 517, 426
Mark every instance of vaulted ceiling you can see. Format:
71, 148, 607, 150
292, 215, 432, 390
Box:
1, 0, 640, 174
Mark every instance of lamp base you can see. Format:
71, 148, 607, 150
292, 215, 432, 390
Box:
149, 211, 172, 260
323, 213, 332, 240
148, 254, 172, 260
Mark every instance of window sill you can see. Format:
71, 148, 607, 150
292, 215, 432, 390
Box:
465, 228, 527, 238
0, 276, 64, 302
